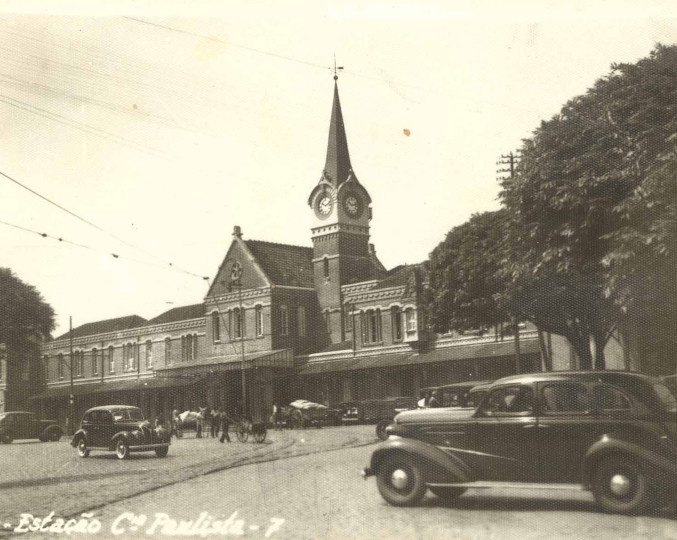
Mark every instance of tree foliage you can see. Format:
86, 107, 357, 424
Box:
427, 210, 510, 334
0, 268, 54, 356
500, 44, 677, 371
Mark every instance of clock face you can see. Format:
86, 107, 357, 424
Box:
344, 194, 361, 217
317, 195, 333, 216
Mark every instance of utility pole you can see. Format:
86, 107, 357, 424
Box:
69, 316, 74, 436
236, 278, 247, 418
496, 151, 522, 374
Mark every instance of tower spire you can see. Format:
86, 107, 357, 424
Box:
324, 75, 353, 187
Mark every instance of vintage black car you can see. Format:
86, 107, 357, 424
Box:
71, 405, 170, 460
0, 411, 63, 444
363, 371, 677, 514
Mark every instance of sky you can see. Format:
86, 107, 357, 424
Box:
1, 1, 676, 336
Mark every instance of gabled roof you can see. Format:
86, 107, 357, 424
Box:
56, 315, 146, 341
146, 303, 205, 326
244, 240, 314, 288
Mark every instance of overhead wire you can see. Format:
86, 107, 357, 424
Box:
0, 218, 210, 280
0, 168, 208, 280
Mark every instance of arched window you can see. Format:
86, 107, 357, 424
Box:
164, 338, 172, 366
297, 306, 307, 337
74, 350, 84, 377
233, 308, 243, 339
391, 306, 403, 342
58, 353, 64, 379
255, 305, 263, 337
361, 309, 382, 344
279, 305, 289, 336
212, 311, 220, 342
92, 348, 99, 375
108, 346, 115, 373
323, 257, 330, 279
145, 340, 153, 369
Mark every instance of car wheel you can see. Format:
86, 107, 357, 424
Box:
115, 439, 130, 460
49, 429, 62, 442
376, 419, 391, 441
253, 426, 267, 443
376, 455, 427, 507
76, 438, 90, 458
592, 456, 651, 514
429, 486, 467, 501
155, 446, 168, 458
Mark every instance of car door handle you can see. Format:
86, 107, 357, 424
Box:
522, 424, 538, 429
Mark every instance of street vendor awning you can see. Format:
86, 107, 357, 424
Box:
298, 357, 361, 375
414, 339, 539, 364
154, 349, 294, 376
29, 375, 203, 401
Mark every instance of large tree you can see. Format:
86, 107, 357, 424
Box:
0, 268, 55, 398
501, 44, 677, 371
427, 210, 510, 335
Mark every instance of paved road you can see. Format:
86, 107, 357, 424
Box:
37, 443, 677, 540
0, 425, 377, 535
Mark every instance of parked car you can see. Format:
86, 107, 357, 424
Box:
71, 405, 171, 460
465, 382, 492, 408
362, 371, 677, 514
0, 411, 63, 444
339, 402, 360, 425
365, 397, 419, 441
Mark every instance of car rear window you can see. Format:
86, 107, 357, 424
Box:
592, 385, 633, 415
541, 383, 589, 414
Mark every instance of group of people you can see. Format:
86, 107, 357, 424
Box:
168, 406, 236, 443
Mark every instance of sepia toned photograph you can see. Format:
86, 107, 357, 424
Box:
0, 1, 676, 538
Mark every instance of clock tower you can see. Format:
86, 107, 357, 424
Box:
308, 79, 375, 343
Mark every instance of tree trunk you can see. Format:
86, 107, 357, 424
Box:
571, 334, 593, 370
593, 334, 606, 371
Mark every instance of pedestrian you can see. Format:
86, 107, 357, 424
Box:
196, 407, 206, 438
219, 408, 233, 443
272, 403, 283, 431
210, 406, 221, 438
171, 409, 183, 439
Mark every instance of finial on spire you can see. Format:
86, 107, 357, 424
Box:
333, 54, 343, 81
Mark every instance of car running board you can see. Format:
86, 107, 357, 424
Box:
427, 482, 586, 491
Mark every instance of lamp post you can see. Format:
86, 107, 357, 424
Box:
68, 316, 74, 435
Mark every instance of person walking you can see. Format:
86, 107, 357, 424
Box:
210, 406, 220, 438
219, 408, 233, 443
171, 409, 183, 439
272, 403, 283, 431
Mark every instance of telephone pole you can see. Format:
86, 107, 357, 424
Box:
496, 151, 522, 374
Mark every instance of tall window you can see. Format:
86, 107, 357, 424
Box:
279, 306, 289, 336
58, 353, 64, 379
74, 350, 84, 377
255, 305, 263, 337
92, 348, 99, 375
124, 343, 136, 371
233, 308, 243, 339
145, 340, 153, 369
344, 304, 353, 332
391, 306, 403, 342
164, 338, 172, 365
212, 311, 220, 342
323, 257, 329, 279
361, 309, 382, 344
405, 308, 417, 332
191, 334, 198, 360
181, 334, 197, 361
297, 306, 307, 337
323, 310, 331, 334
108, 346, 115, 373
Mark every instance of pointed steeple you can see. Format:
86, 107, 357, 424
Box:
323, 81, 353, 187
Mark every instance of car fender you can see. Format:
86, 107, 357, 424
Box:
369, 437, 472, 483
71, 429, 88, 448
41, 424, 62, 438
110, 431, 132, 450
581, 434, 677, 489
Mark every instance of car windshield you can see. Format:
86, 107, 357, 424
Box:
653, 383, 677, 413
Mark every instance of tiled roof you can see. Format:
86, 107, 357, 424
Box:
56, 315, 147, 341
245, 240, 314, 288
373, 264, 419, 291
146, 304, 205, 326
